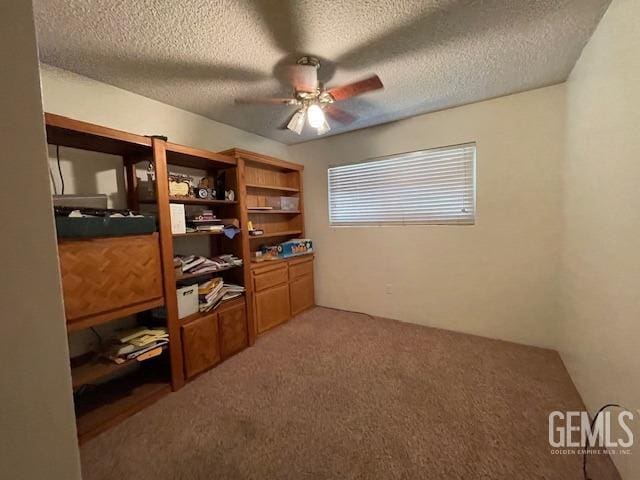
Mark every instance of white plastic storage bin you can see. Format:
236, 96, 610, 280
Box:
280, 196, 300, 211
176, 283, 199, 319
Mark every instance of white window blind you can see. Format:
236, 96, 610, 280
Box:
328, 143, 476, 226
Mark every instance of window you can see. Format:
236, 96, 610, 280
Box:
328, 143, 476, 226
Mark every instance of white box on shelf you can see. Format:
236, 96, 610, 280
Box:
281, 196, 299, 211
170, 203, 186, 234
176, 283, 198, 319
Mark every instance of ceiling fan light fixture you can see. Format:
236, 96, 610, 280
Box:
317, 118, 331, 135
287, 108, 306, 135
307, 103, 326, 129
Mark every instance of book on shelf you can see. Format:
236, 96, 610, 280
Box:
175, 254, 243, 277
103, 327, 169, 364
198, 277, 245, 312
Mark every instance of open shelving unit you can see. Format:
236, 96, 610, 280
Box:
221, 148, 305, 243
45, 113, 175, 444
45, 115, 309, 444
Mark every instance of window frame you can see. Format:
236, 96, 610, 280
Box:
327, 142, 477, 227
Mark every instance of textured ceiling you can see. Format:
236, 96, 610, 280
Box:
34, 0, 610, 144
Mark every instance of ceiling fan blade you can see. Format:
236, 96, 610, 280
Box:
235, 97, 296, 105
250, 0, 302, 54
327, 75, 384, 102
324, 104, 358, 125
287, 64, 318, 92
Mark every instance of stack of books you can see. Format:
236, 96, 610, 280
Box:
198, 278, 245, 312
104, 327, 169, 364
187, 210, 223, 233
175, 254, 243, 277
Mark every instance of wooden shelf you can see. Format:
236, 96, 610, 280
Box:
248, 209, 301, 214
45, 113, 151, 156
173, 231, 227, 238
176, 263, 242, 282
75, 370, 170, 443
245, 183, 300, 193
72, 358, 137, 390
140, 197, 237, 206
166, 143, 236, 170
219, 148, 303, 172
66, 297, 165, 333
249, 230, 303, 240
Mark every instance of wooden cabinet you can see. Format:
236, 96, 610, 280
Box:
290, 273, 314, 316
58, 233, 164, 330
252, 254, 314, 335
182, 297, 249, 379
218, 300, 248, 359
181, 313, 220, 379
255, 283, 291, 333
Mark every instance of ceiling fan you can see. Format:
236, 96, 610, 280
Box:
235, 56, 383, 135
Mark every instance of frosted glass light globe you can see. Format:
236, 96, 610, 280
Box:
307, 104, 326, 129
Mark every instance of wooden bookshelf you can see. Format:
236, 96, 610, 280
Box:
219, 149, 307, 343
43, 115, 308, 443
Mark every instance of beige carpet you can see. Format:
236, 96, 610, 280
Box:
81, 307, 620, 480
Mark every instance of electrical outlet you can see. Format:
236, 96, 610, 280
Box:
385, 283, 392, 295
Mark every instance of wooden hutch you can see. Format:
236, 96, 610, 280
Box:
45, 114, 315, 443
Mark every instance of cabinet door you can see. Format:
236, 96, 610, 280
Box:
182, 313, 220, 379
255, 283, 291, 334
219, 301, 248, 359
290, 273, 315, 316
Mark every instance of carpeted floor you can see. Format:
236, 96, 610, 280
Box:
81, 307, 620, 480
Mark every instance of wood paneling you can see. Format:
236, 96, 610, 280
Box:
58, 234, 163, 324
255, 283, 291, 333
244, 168, 299, 190
290, 273, 315, 316
182, 313, 220, 379
218, 301, 248, 359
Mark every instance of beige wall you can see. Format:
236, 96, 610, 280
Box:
560, 0, 640, 476
41, 64, 290, 159
290, 85, 566, 348
0, 2, 81, 479
40, 64, 291, 209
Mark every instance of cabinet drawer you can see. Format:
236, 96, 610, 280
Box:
253, 264, 288, 292
182, 313, 220, 379
290, 274, 315, 316
288, 258, 313, 280
218, 301, 248, 359
255, 283, 291, 333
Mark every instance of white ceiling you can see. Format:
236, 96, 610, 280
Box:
34, 0, 610, 144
